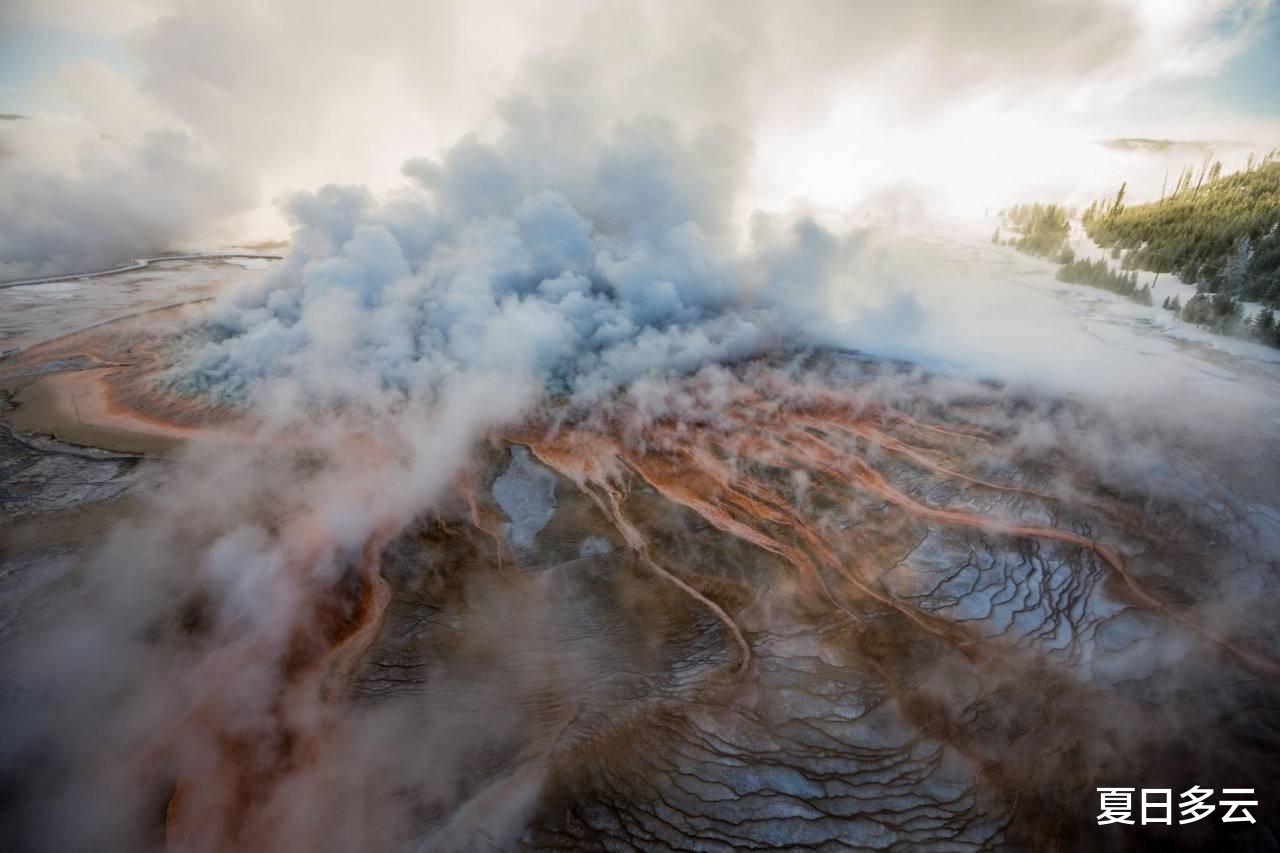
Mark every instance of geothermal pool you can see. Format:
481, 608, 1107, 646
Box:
2, 223, 1278, 852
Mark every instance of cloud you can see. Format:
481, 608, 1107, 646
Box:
0, 121, 253, 280
1, 0, 1274, 278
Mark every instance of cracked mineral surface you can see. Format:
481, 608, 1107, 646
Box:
1, 248, 1278, 853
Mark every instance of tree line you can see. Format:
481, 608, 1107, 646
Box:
1084, 151, 1280, 305
1056, 258, 1152, 305
996, 152, 1280, 349
995, 203, 1073, 260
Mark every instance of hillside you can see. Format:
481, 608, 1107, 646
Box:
1083, 154, 1280, 305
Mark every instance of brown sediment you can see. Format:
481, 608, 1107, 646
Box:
515, 368, 1280, 683
8, 368, 207, 455
1, 298, 206, 372
162, 527, 393, 853
453, 470, 514, 573
520, 433, 753, 674
13, 327, 1274, 684
10, 335, 1276, 847
767, 416, 1280, 679
798, 409, 1059, 503
0, 300, 242, 454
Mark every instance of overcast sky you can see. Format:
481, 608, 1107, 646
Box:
1, 0, 1278, 276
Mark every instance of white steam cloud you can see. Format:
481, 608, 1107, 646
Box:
169, 98, 869, 411
2, 0, 1274, 279
0, 122, 253, 280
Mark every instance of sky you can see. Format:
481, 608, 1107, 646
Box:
1185, 0, 1280, 115
1, 0, 1279, 279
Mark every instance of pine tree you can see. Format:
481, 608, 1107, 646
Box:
1256, 307, 1275, 337
1225, 236, 1252, 295
1111, 182, 1126, 217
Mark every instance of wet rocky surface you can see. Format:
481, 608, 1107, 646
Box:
346, 389, 1280, 852
0, 258, 276, 353
1, 249, 1279, 851
2, 367, 1278, 851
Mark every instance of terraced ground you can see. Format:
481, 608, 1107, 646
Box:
3, 326, 1278, 850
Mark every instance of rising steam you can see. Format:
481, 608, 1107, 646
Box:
4, 6, 1279, 851
168, 100, 871, 413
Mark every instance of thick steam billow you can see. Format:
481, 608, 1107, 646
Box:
0, 125, 252, 281
169, 101, 866, 412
